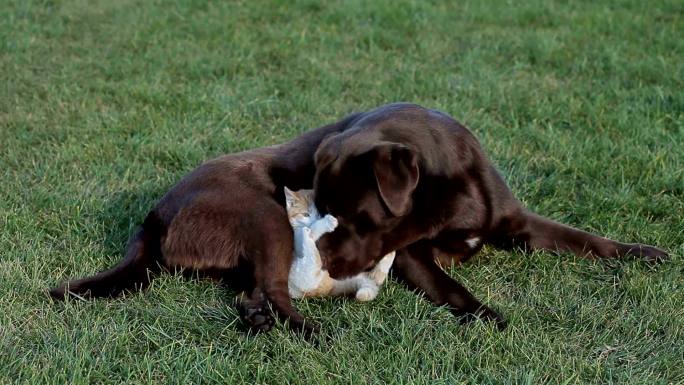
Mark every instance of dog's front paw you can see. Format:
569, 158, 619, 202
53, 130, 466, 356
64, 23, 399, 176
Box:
458, 306, 507, 331
479, 307, 507, 330
48, 285, 67, 301
237, 298, 275, 333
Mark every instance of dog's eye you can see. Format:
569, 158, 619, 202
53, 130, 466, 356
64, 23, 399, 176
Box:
302, 213, 310, 217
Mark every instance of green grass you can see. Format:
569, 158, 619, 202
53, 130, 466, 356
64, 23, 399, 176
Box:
1, 0, 683, 383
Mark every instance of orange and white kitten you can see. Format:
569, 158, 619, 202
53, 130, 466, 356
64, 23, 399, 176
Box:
284, 187, 395, 301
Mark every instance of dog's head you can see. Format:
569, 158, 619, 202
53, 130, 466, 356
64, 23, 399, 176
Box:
313, 133, 419, 278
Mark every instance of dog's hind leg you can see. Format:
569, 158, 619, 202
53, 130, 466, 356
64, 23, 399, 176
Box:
491, 211, 668, 263
49, 216, 163, 299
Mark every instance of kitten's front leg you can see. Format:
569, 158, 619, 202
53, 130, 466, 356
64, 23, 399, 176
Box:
309, 214, 338, 240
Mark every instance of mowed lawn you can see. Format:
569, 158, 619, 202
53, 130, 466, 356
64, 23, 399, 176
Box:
1, 0, 683, 383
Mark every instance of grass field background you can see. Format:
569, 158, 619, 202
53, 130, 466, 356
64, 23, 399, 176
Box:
1, 0, 683, 383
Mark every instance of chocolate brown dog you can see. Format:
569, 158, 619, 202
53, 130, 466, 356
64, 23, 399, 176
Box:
313, 103, 668, 328
50, 103, 667, 333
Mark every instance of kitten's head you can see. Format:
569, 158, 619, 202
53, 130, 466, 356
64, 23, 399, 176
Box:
284, 187, 320, 226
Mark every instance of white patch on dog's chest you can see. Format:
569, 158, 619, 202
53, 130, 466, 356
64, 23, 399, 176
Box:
465, 237, 481, 248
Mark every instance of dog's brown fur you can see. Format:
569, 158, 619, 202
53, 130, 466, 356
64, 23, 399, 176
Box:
313, 103, 668, 328
50, 103, 668, 332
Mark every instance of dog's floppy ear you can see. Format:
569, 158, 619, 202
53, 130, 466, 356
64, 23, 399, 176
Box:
372, 142, 419, 217
314, 134, 340, 170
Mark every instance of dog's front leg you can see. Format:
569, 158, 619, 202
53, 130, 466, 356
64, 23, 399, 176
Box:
249, 209, 319, 336
392, 241, 507, 330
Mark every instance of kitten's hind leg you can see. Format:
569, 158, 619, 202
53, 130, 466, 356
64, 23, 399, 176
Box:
369, 251, 396, 285
328, 276, 378, 301
355, 279, 379, 302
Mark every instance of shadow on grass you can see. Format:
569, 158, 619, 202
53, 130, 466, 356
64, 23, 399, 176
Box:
95, 184, 166, 257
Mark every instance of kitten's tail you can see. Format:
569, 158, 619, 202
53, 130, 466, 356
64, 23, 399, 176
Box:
49, 213, 164, 300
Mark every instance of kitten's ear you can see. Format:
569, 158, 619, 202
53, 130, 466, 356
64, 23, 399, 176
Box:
299, 189, 314, 202
283, 186, 296, 209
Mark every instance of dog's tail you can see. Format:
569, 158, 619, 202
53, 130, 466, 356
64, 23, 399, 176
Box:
49, 213, 165, 300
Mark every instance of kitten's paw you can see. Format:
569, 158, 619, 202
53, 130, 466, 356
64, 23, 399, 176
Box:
322, 215, 338, 231
355, 287, 378, 302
